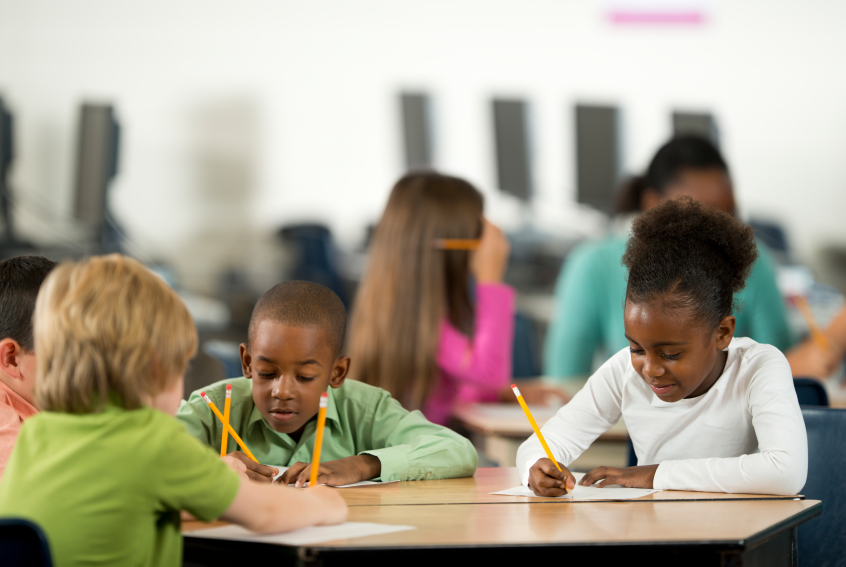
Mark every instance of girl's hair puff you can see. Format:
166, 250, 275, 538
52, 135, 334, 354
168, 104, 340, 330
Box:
622, 196, 757, 329
34, 254, 197, 413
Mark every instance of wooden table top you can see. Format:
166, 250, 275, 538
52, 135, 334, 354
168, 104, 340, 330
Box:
332, 467, 804, 507
184, 499, 822, 549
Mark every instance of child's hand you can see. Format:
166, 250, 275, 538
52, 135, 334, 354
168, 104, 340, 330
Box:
277, 455, 381, 488
470, 218, 510, 283
222, 451, 279, 483
309, 485, 349, 525
527, 458, 575, 496
579, 465, 659, 489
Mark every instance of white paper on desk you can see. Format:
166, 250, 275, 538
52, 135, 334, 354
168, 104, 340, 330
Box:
491, 484, 658, 500
269, 466, 400, 488
186, 522, 415, 546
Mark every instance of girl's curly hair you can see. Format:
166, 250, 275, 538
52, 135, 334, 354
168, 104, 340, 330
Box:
622, 196, 758, 329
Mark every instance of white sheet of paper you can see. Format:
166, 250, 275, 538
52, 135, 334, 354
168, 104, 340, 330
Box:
490, 484, 659, 500
269, 466, 399, 488
490, 473, 659, 500
186, 522, 415, 546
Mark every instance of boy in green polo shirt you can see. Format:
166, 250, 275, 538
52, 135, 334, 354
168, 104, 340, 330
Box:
177, 280, 478, 486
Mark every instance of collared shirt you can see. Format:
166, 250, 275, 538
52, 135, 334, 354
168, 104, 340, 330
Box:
0, 380, 38, 479
176, 378, 478, 481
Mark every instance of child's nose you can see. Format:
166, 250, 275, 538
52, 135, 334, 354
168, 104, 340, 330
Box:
271, 376, 295, 399
642, 355, 666, 379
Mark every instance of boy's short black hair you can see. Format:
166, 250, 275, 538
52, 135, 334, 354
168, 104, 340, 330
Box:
248, 280, 346, 358
0, 255, 58, 350
622, 196, 757, 330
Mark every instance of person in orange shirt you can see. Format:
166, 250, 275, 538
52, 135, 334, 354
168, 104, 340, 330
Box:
0, 255, 57, 478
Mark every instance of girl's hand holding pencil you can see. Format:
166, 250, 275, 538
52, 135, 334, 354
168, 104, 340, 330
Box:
528, 458, 576, 497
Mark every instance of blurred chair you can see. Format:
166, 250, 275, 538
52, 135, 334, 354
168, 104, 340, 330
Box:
793, 377, 829, 406
512, 312, 540, 379
0, 518, 53, 567
749, 218, 790, 263
798, 406, 846, 567
277, 223, 347, 306
626, 377, 829, 467
203, 339, 243, 379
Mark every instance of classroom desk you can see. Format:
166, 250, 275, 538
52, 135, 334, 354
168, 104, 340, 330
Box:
183, 468, 820, 567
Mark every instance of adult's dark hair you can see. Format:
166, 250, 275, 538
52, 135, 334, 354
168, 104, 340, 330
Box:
248, 280, 346, 358
622, 196, 757, 330
0, 255, 58, 350
616, 135, 729, 214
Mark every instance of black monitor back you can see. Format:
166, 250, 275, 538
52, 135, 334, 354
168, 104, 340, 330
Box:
400, 93, 433, 171
672, 111, 719, 145
74, 104, 119, 231
492, 99, 532, 202
575, 104, 622, 214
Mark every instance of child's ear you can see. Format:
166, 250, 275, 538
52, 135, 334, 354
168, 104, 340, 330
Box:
239, 343, 252, 379
328, 356, 351, 389
0, 338, 25, 380
715, 315, 736, 350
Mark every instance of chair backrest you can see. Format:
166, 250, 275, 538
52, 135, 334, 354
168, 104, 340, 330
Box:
799, 406, 846, 567
0, 518, 53, 567
277, 223, 348, 306
793, 377, 829, 406
512, 312, 540, 379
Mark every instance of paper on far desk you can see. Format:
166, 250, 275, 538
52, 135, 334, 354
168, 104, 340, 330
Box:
269, 466, 399, 488
186, 522, 415, 546
491, 473, 659, 500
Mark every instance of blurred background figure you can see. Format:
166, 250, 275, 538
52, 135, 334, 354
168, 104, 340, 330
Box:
544, 136, 792, 380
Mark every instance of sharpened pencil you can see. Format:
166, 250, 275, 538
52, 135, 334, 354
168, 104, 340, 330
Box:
201, 391, 259, 463
309, 392, 329, 488
220, 384, 232, 457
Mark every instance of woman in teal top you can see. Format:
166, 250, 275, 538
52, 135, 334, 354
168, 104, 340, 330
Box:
545, 135, 792, 379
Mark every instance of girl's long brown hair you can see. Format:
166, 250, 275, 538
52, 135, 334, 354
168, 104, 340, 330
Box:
348, 172, 483, 410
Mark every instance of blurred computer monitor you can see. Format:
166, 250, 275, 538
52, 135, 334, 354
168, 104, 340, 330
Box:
492, 99, 532, 202
672, 111, 719, 145
575, 104, 622, 214
0, 97, 15, 244
400, 93, 433, 171
73, 103, 120, 250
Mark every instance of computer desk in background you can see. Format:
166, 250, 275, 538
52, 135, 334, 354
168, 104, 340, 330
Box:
182, 468, 820, 567
452, 378, 629, 469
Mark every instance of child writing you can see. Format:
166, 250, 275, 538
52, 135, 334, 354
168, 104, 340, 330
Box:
0, 255, 56, 479
177, 279, 478, 487
0, 255, 346, 567
347, 172, 520, 425
519, 197, 807, 496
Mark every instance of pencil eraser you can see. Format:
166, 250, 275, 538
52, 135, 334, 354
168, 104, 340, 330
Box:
200, 391, 206, 397
511, 384, 517, 389
321, 392, 328, 398
226, 384, 232, 390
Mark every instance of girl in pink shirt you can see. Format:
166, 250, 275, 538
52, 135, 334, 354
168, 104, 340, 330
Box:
348, 172, 515, 425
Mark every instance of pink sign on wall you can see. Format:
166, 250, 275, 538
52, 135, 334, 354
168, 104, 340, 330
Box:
606, 0, 711, 25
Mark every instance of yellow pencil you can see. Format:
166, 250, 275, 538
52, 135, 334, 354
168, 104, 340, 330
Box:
200, 391, 259, 463
434, 238, 480, 250
794, 295, 831, 351
220, 384, 232, 457
512, 384, 573, 497
309, 392, 329, 488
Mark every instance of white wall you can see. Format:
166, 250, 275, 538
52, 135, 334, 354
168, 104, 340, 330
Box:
1, 0, 845, 293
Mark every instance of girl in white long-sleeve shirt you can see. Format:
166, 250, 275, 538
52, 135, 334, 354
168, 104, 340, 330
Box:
520, 196, 807, 496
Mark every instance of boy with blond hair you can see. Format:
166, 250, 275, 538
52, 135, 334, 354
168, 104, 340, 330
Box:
0, 255, 346, 567
0, 255, 56, 478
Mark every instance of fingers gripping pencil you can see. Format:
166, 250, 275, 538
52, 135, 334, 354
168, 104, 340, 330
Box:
201, 391, 259, 463
512, 384, 573, 497
220, 384, 232, 457
309, 392, 329, 488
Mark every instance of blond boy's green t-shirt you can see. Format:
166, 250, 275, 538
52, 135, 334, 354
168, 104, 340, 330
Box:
0, 403, 240, 567
177, 378, 478, 481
